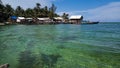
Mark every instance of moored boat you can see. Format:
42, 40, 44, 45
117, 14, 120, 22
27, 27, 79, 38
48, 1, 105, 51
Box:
82, 20, 99, 24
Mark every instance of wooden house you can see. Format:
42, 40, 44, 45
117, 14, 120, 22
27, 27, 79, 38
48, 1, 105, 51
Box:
69, 15, 83, 24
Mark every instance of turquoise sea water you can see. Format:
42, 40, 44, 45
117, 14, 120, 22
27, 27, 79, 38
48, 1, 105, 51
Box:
0, 22, 120, 68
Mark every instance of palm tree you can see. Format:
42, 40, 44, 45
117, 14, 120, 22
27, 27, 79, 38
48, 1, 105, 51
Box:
0, 0, 9, 22
15, 6, 25, 16
25, 8, 34, 17
5, 4, 14, 15
33, 3, 41, 17
44, 6, 48, 17
0, 0, 5, 12
0, 4, 4, 12
36, 3, 41, 9
62, 13, 69, 19
49, 4, 57, 19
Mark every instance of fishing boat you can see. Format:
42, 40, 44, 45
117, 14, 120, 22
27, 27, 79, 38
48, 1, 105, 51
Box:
82, 20, 99, 24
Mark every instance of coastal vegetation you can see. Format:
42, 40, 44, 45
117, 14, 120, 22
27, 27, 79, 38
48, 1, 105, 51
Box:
0, 1, 64, 24
0, 3, 59, 18
1, 0, 83, 24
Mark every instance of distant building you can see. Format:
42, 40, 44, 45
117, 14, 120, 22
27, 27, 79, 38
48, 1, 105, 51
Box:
9, 16, 17, 24
37, 18, 51, 24
26, 18, 33, 20
69, 15, 83, 24
54, 17, 63, 23
16, 17, 25, 23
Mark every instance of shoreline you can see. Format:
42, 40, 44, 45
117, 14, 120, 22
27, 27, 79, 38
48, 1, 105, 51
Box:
0, 22, 83, 25
0, 20, 100, 25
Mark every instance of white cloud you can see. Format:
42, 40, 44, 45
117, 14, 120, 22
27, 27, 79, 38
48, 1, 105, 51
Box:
58, 2, 120, 22
87, 2, 120, 22
2, 0, 57, 9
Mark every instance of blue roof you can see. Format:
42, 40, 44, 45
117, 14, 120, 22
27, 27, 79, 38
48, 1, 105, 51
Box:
10, 16, 17, 20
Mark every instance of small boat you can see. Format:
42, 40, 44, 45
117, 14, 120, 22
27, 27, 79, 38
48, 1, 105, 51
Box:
82, 20, 99, 24
87, 21, 99, 24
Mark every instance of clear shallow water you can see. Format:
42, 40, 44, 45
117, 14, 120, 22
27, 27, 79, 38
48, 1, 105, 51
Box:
0, 22, 120, 68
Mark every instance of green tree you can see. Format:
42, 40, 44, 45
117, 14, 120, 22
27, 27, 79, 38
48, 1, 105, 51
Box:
39, 8, 45, 17
33, 3, 41, 17
49, 4, 57, 19
15, 6, 25, 16
36, 3, 41, 9
5, 4, 14, 15
0, 4, 5, 12
25, 8, 34, 17
0, 2, 10, 22
43, 6, 48, 17
62, 13, 69, 19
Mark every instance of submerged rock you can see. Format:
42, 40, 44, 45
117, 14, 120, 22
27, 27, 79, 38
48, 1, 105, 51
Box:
0, 63, 9, 68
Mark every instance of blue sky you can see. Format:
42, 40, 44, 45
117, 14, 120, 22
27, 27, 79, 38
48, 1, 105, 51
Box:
2, 0, 120, 22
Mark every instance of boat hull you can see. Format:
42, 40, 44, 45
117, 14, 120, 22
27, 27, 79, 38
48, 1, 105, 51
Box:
82, 21, 99, 24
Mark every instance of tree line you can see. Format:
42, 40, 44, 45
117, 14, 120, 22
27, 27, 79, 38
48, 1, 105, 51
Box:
0, 3, 59, 19
0, 1, 69, 23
